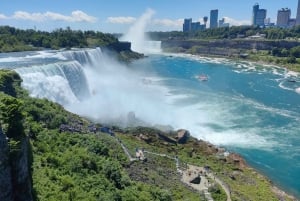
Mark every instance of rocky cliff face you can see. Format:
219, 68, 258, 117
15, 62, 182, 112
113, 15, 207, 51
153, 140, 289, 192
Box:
0, 128, 33, 201
10, 136, 33, 201
0, 128, 13, 201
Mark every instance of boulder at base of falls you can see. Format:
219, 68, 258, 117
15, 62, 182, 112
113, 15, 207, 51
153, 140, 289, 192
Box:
176, 129, 190, 144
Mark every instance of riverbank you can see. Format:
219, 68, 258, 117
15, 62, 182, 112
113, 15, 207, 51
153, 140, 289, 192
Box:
161, 39, 300, 73
116, 127, 299, 200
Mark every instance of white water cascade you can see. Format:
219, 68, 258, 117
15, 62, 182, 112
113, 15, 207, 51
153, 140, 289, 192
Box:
13, 48, 170, 127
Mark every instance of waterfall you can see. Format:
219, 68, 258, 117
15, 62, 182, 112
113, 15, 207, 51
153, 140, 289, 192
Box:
15, 61, 89, 105
14, 48, 107, 106
144, 41, 162, 54
61, 47, 104, 65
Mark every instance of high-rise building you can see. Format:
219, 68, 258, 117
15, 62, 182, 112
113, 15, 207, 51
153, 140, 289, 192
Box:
210, 9, 218, 28
183, 18, 205, 32
296, 0, 300, 26
252, 3, 267, 26
219, 18, 229, 28
203, 16, 208, 28
252, 3, 259, 25
277, 8, 291, 28
183, 18, 192, 32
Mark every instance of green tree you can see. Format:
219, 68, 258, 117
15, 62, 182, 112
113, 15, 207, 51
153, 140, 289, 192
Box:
0, 95, 24, 138
290, 46, 300, 58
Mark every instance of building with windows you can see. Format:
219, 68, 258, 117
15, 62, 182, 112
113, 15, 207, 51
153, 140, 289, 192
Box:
277, 8, 291, 28
210, 9, 218, 28
252, 3, 267, 26
183, 18, 205, 32
296, 0, 300, 26
219, 18, 229, 28
183, 18, 192, 32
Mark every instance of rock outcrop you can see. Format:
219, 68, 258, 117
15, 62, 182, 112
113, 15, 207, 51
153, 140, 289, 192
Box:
176, 129, 190, 144
0, 126, 33, 201
227, 153, 247, 169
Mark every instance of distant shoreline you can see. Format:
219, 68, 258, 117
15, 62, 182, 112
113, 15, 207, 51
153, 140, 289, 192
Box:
162, 51, 300, 77
161, 38, 300, 73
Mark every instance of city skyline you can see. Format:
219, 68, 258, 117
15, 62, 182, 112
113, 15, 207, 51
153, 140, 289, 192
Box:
0, 0, 299, 33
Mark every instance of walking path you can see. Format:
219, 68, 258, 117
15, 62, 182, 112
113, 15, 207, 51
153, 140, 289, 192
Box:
207, 172, 232, 201
114, 136, 231, 201
115, 138, 137, 161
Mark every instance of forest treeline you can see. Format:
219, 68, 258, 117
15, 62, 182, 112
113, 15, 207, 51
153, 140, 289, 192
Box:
0, 26, 118, 52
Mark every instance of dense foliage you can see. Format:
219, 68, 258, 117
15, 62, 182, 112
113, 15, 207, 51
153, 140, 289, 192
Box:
148, 25, 300, 40
0, 26, 118, 52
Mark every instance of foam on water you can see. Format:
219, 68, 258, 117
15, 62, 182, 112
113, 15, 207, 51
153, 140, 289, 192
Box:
0, 57, 24, 63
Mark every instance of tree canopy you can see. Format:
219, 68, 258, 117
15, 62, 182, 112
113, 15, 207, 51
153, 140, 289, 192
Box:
148, 25, 300, 40
0, 26, 118, 52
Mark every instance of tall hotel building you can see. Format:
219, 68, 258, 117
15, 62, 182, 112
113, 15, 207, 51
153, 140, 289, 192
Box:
296, 0, 300, 25
277, 8, 291, 28
252, 3, 267, 26
210, 9, 218, 28
183, 18, 192, 32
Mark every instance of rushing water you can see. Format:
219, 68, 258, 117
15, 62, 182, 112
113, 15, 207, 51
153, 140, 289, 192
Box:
0, 49, 299, 197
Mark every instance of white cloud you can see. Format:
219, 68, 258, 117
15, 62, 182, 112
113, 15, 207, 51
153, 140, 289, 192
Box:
223, 17, 251, 26
152, 18, 184, 27
107, 16, 136, 24
13, 11, 45, 22
11, 10, 97, 23
44, 12, 69, 21
0, 13, 8, 19
69, 10, 97, 23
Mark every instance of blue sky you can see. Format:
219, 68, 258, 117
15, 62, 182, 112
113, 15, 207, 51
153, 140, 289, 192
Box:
0, 0, 298, 33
